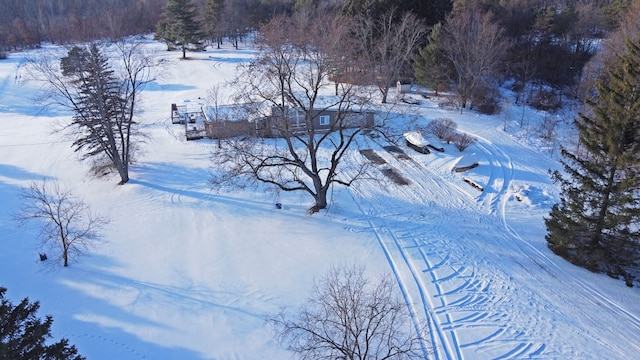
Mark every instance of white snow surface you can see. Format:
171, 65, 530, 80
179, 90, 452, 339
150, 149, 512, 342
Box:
404, 131, 429, 147
1, 37, 640, 360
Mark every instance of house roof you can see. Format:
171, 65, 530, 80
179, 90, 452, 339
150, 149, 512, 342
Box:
202, 103, 267, 123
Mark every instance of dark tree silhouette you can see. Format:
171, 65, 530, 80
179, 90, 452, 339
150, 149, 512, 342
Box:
1, 287, 84, 359
156, 0, 205, 58
546, 36, 640, 287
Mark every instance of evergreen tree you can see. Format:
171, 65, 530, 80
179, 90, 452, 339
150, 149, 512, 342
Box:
1, 287, 84, 359
413, 23, 452, 96
204, 0, 224, 49
62, 44, 132, 184
545, 36, 640, 286
156, 0, 204, 58
55, 42, 151, 185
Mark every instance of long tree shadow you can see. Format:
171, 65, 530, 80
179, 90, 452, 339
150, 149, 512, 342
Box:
51, 255, 258, 360
129, 161, 310, 217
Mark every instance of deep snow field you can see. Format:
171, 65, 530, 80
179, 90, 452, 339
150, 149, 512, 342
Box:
1, 36, 639, 359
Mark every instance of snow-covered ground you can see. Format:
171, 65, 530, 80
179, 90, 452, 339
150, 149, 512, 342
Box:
1, 36, 639, 359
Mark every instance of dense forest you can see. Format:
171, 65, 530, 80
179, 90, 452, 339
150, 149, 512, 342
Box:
0, 0, 634, 103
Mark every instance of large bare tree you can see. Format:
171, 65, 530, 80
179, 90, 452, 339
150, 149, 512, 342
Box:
270, 264, 428, 359
28, 40, 154, 184
210, 11, 377, 213
354, 9, 427, 103
14, 181, 108, 267
442, 4, 510, 109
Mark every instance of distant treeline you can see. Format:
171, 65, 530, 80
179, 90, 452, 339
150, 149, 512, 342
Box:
0, 0, 453, 50
1, 0, 635, 101
0, 0, 166, 48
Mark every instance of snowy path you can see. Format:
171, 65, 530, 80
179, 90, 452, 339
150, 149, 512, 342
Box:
349, 143, 549, 359
348, 131, 640, 359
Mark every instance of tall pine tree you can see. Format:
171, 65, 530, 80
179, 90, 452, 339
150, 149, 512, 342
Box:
545, 36, 640, 286
1, 287, 84, 359
204, 0, 224, 49
60, 44, 141, 184
413, 23, 452, 96
156, 0, 205, 58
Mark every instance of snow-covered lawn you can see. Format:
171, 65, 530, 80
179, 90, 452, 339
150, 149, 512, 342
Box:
1, 37, 639, 359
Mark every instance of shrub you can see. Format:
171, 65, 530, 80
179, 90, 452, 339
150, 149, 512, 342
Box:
529, 89, 562, 112
425, 118, 457, 143
0, 51, 7, 60
471, 82, 501, 115
453, 132, 476, 151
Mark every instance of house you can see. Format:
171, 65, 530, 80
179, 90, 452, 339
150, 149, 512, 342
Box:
257, 106, 375, 137
202, 104, 261, 139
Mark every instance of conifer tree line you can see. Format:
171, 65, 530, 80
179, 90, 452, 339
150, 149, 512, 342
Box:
1, 287, 84, 359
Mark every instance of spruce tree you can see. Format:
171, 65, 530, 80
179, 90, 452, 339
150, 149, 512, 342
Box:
204, 0, 224, 49
413, 23, 452, 96
62, 45, 132, 184
545, 36, 640, 286
156, 0, 205, 58
1, 287, 84, 359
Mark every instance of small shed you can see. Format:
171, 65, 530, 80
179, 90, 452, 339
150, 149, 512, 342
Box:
397, 80, 412, 94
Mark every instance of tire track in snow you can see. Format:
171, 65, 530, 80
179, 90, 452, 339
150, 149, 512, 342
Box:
462, 130, 640, 357
465, 131, 640, 355
469, 134, 514, 216
349, 145, 547, 359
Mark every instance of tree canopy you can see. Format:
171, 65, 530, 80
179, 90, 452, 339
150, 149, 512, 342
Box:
156, 0, 205, 58
545, 36, 640, 287
1, 287, 84, 359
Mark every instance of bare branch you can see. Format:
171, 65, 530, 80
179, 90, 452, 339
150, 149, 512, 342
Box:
14, 181, 108, 267
212, 11, 378, 213
269, 264, 428, 359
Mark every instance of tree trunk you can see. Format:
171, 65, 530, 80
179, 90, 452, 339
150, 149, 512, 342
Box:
114, 156, 129, 184
311, 188, 328, 213
590, 164, 617, 249
381, 87, 389, 103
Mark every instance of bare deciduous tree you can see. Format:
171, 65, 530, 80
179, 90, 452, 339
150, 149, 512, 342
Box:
354, 9, 427, 103
442, 5, 510, 109
270, 264, 428, 359
27, 40, 154, 184
211, 11, 377, 213
14, 181, 108, 267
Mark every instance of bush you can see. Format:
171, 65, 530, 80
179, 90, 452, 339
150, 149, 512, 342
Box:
453, 132, 476, 151
474, 96, 501, 115
529, 89, 562, 112
425, 118, 457, 143
471, 82, 501, 115
0, 51, 7, 60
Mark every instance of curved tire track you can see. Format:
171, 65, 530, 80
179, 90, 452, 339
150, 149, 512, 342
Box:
348, 143, 548, 359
